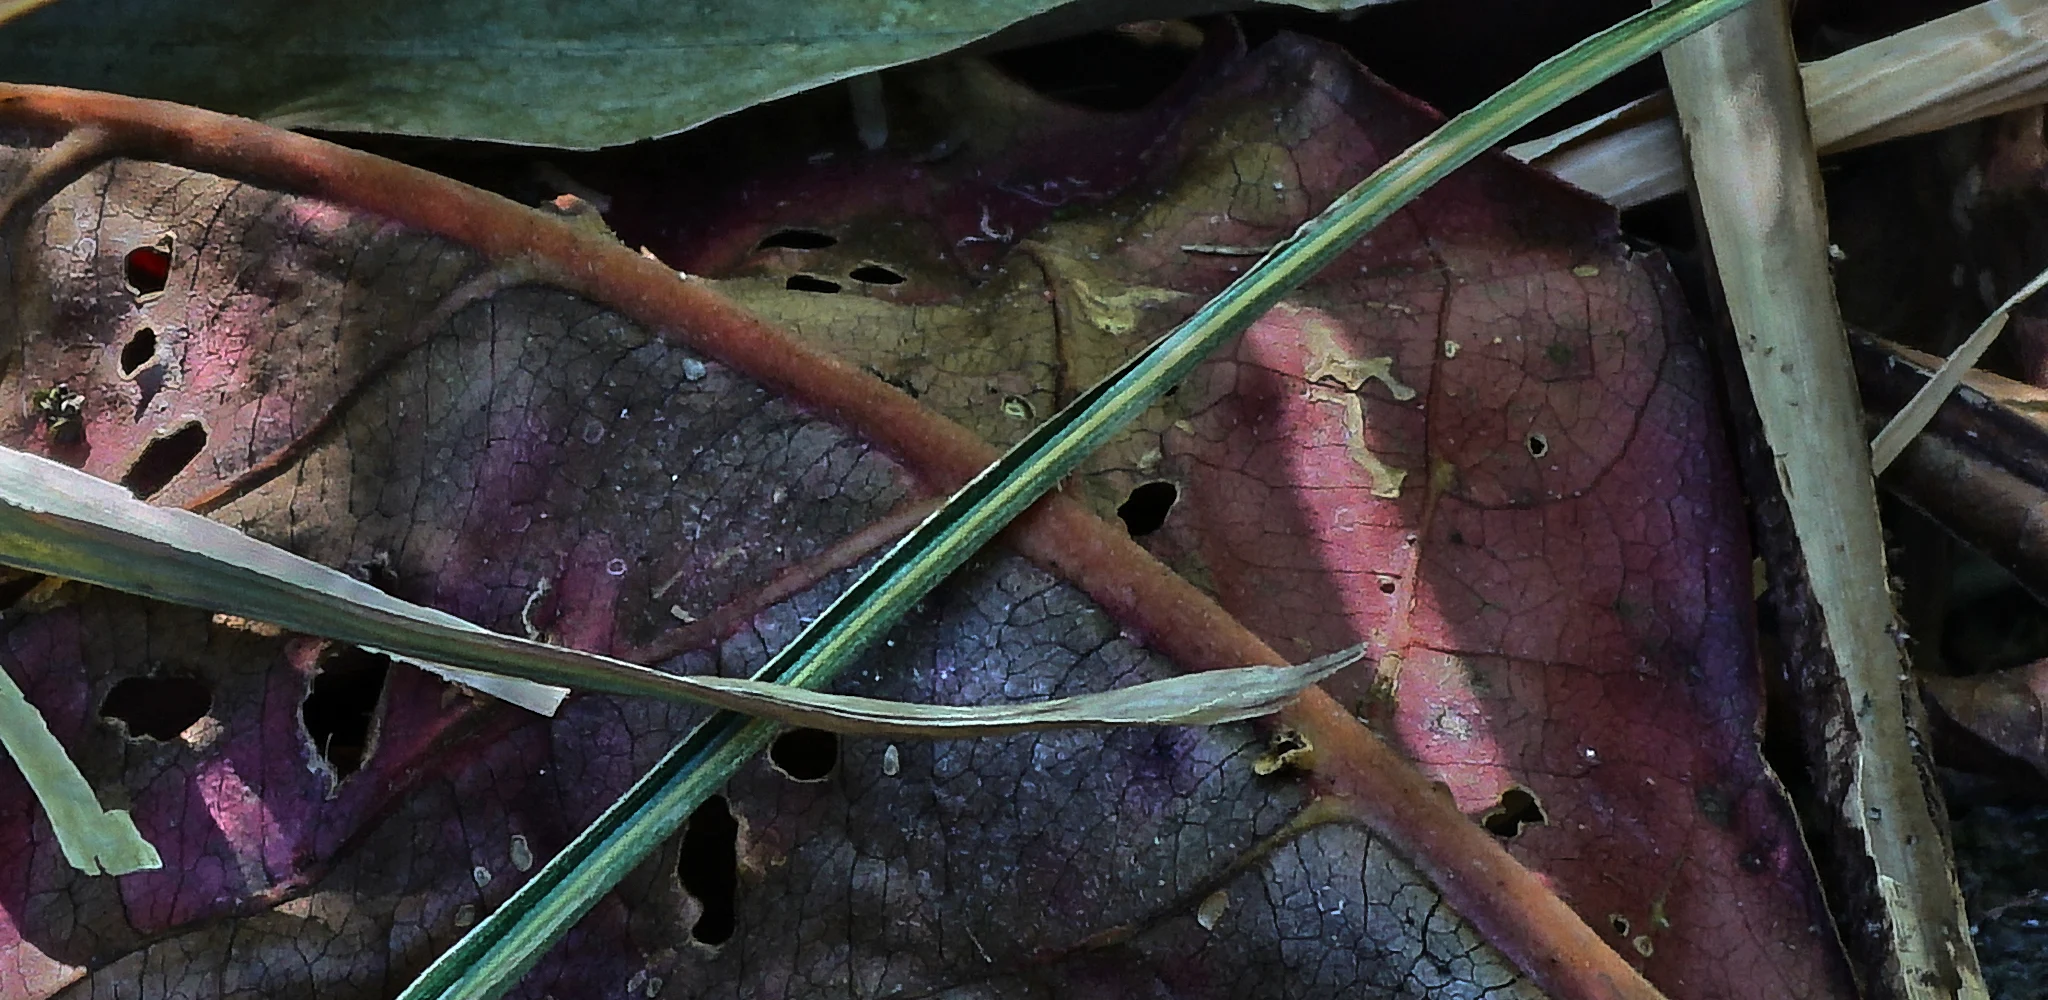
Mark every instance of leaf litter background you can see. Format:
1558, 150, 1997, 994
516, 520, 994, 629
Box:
0, 28, 1858, 1000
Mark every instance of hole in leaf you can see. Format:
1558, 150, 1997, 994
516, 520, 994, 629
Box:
678, 794, 739, 945
1610, 913, 1632, 936
784, 274, 842, 294
120, 421, 206, 499
756, 228, 838, 251
124, 245, 170, 296
769, 728, 838, 781
302, 647, 390, 780
1525, 432, 1549, 459
119, 328, 157, 377
848, 264, 905, 285
1117, 481, 1178, 537
1378, 578, 1398, 595
1481, 785, 1547, 839
101, 675, 210, 740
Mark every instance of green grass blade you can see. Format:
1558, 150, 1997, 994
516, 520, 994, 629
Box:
400, 0, 1756, 995
0, 658, 161, 875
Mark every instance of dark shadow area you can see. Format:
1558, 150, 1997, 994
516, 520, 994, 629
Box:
988, 27, 1198, 111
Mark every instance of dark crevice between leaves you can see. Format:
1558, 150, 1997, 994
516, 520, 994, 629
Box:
988, 25, 1201, 112
768, 728, 838, 781
1481, 785, 1546, 838
678, 794, 740, 946
120, 421, 206, 499
1239, 0, 1666, 141
302, 646, 391, 783
101, 674, 210, 741
0, 572, 45, 611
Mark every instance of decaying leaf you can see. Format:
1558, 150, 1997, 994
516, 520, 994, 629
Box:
0, 32, 1852, 1000
644, 33, 1856, 997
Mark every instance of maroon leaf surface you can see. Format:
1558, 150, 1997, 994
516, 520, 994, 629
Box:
0, 32, 1853, 1000
601, 36, 1856, 998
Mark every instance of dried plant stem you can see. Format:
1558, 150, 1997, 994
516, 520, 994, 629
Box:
1870, 263, 2048, 474
1660, 2, 1987, 997
1854, 332, 2048, 608
1523, 0, 2048, 207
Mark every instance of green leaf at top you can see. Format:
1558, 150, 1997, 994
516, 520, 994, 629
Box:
0, 0, 1390, 149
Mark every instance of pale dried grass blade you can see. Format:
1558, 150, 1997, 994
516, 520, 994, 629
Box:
1662, 0, 1988, 994
1807, 0, 2048, 153
0, 0, 60, 28
1515, 0, 2048, 207
686, 645, 1363, 735
0, 659, 161, 874
0, 446, 1349, 735
1871, 263, 2048, 474
1505, 93, 1685, 208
